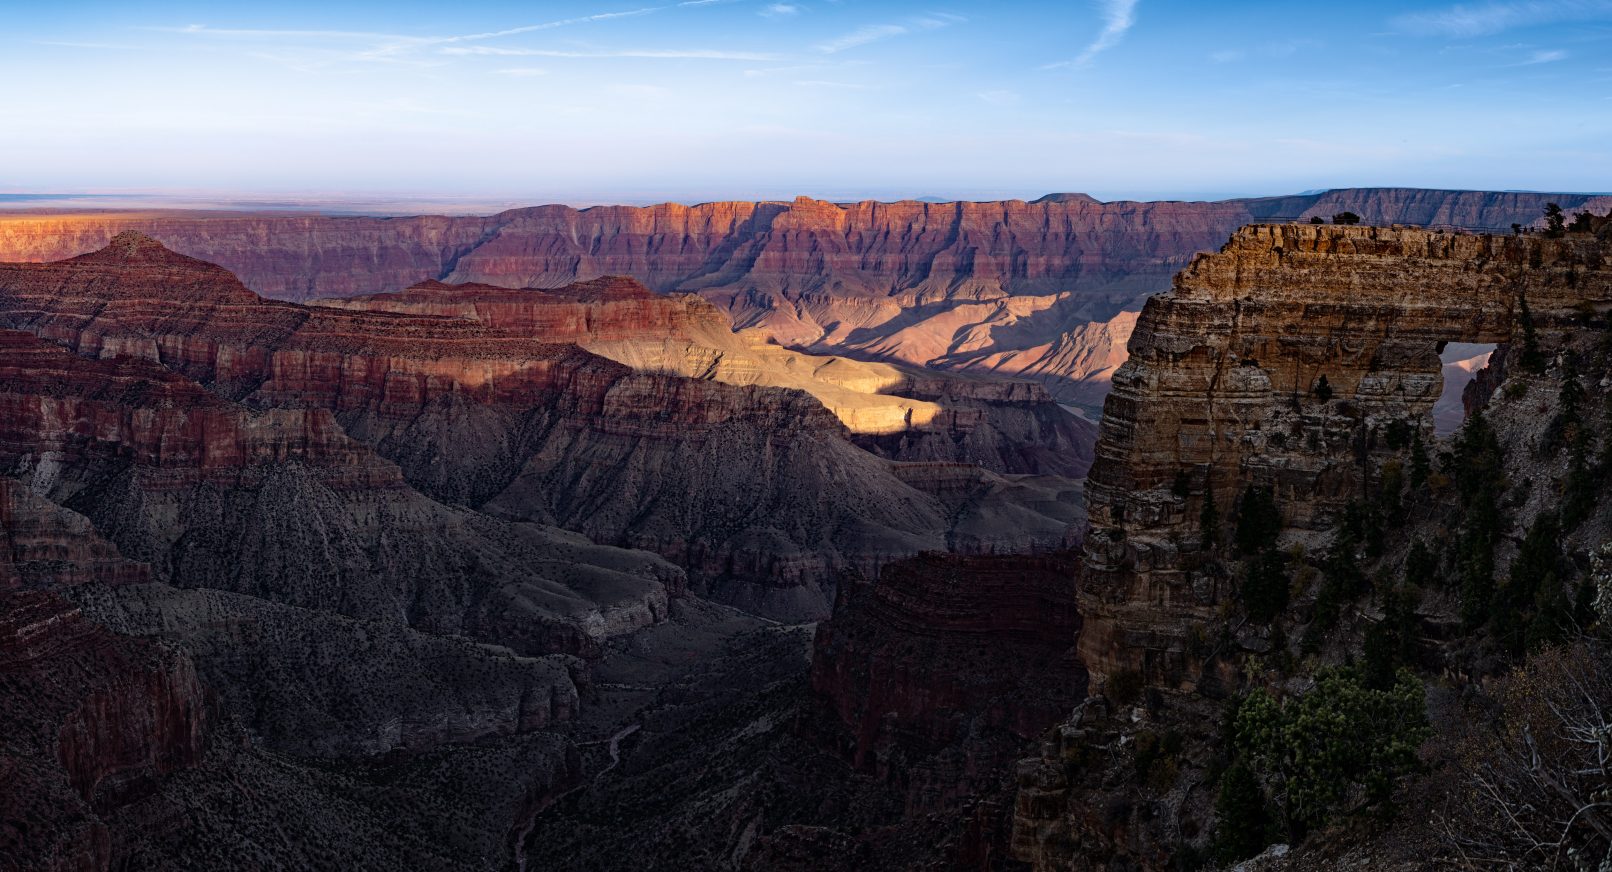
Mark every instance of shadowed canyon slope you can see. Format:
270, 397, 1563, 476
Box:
0, 234, 1083, 621
2, 188, 1602, 411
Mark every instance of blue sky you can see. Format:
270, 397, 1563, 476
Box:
4, 0, 1610, 203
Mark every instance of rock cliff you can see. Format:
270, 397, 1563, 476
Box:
321, 276, 1094, 476
1, 188, 1593, 410
1080, 224, 1612, 690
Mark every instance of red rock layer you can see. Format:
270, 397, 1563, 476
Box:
0, 189, 1593, 408
0, 477, 151, 590
809, 552, 1086, 813
0, 234, 1085, 621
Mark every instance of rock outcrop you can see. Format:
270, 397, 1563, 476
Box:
0, 590, 207, 871
1, 188, 1594, 409
1079, 224, 1612, 691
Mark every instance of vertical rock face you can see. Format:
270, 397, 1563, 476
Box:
1079, 224, 1612, 689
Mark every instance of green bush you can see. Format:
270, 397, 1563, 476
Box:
1211, 757, 1272, 863
1233, 668, 1430, 836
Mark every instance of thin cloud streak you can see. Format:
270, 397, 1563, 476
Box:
815, 24, 907, 53
442, 46, 778, 60
1392, 0, 1612, 37
814, 13, 962, 53
1045, 0, 1140, 69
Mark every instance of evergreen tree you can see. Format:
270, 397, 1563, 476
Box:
1409, 430, 1430, 490
1498, 512, 1569, 655
1243, 548, 1291, 623
1403, 538, 1439, 589
1363, 586, 1417, 690
1449, 411, 1505, 627
1212, 758, 1272, 863
1314, 374, 1334, 403
1544, 202, 1566, 238
1518, 292, 1545, 373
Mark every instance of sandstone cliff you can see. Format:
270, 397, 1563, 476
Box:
1080, 224, 1612, 690
0, 188, 1592, 410
320, 276, 1094, 476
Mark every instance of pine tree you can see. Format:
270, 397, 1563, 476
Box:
1243, 548, 1291, 623
1544, 202, 1566, 238
1212, 758, 1271, 863
1518, 293, 1545, 373
1409, 431, 1430, 490
1200, 483, 1220, 549
1235, 486, 1281, 556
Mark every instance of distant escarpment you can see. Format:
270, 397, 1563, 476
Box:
0, 235, 1081, 621
1, 188, 1597, 411
321, 276, 1094, 477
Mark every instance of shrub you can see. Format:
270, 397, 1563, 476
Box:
1332, 211, 1361, 225
1313, 374, 1334, 403
1234, 668, 1430, 837
1211, 758, 1272, 863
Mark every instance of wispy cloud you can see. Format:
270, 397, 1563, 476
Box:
814, 13, 963, 53
443, 46, 779, 60
1045, 0, 1140, 69
498, 67, 548, 76
762, 3, 801, 17
978, 89, 1022, 105
1209, 48, 1245, 63
1517, 48, 1569, 64
816, 23, 908, 53
793, 79, 870, 88
1393, 0, 1612, 37
150, 6, 704, 67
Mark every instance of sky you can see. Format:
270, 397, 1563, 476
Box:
3, 0, 1611, 205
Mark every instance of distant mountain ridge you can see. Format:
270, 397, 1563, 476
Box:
0, 187, 1604, 410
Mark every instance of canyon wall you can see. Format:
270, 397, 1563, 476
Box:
0, 234, 1081, 621
1080, 224, 1612, 689
1, 188, 1598, 409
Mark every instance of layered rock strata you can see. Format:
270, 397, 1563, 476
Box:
1080, 224, 1612, 689
0, 235, 1080, 619
321, 277, 1095, 476
1, 188, 1595, 407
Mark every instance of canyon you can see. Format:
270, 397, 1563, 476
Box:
0, 234, 1084, 621
6, 199, 1612, 871
2, 188, 1601, 413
